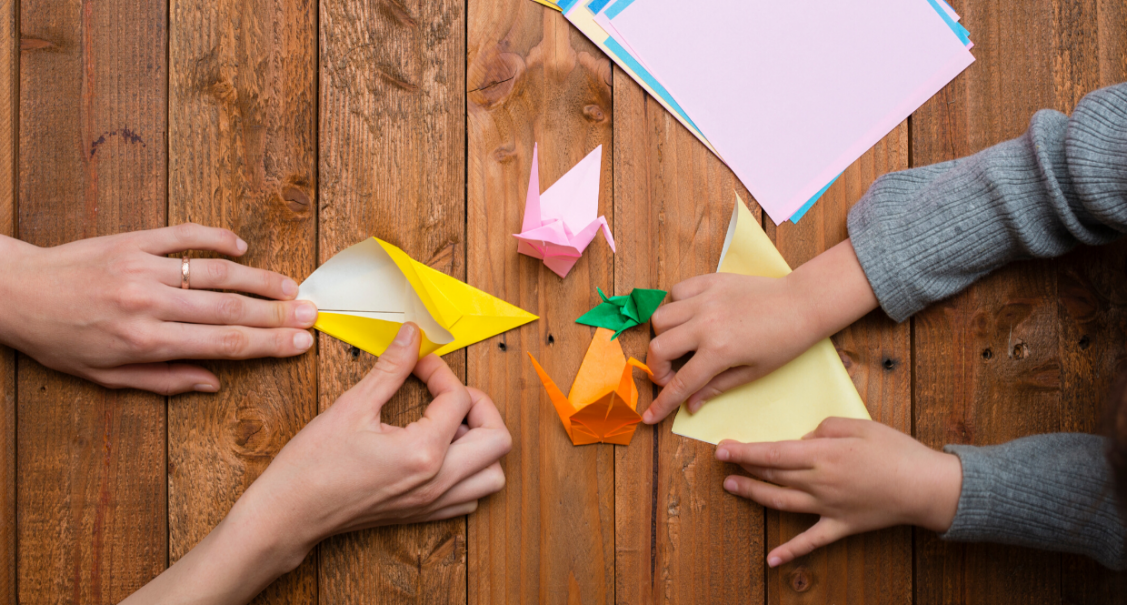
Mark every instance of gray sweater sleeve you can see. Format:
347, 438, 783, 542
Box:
848, 82, 1127, 322
941, 434, 1127, 570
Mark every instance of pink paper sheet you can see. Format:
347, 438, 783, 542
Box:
607, 0, 975, 223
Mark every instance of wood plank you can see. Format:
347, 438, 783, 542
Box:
1056, 0, 1127, 599
166, 0, 318, 602
466, 2, 615, 602
317, 0, 467, 602
765, 124, 913, 604
0, 0, 15, 600
611, 67, 763, 603
911, 2, 1071, 603
16, 0, 167, 600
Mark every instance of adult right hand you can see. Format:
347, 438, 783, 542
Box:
0, 224, 317, 395
121, 323, 512, 605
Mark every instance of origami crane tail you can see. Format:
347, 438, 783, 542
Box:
527, 353, 578, 438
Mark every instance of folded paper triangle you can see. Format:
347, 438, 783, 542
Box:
527, 327, 654, 445
298, 237, 538, 358
515, 144, 616, 278
670, 195, 871, 444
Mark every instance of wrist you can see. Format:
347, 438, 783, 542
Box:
224, 483, 319, 576
914, 451, 963, 533
788, 238, 879, 341
0, 236, 35, 349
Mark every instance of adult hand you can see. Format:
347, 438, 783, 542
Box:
0, 225, 316, 395
642, 239, 879, 424
716, 418, 962, 567
121, 323, 512, 605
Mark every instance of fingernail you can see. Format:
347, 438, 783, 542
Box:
394, 323, 417, 345
768, 556, 782, 568
689, 400, 702, 413
716, 448, 729, 461
236, 238, 248, 254
724, 478, 738, 492
194, 383, 219, 393
642, 410, 653, 424
295, 302, 317, 324
282, 279, 298, 297
294, 331, 313, 351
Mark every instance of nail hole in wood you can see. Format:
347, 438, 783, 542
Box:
1079, 335, 1091, 350
498, 341, 507, 352
882, 358, 896, 370
351, 345, 361, 359
547, 334, 555, 345
982, 348, 993, 360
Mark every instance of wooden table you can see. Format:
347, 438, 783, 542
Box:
3, 0, 1127, 602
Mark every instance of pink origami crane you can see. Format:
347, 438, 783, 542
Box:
514, 144, 616, 278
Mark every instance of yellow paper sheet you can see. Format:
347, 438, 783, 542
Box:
670, 195, 870, 444
299, 237, 538, 358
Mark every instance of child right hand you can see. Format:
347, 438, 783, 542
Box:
642, 239, 880, 424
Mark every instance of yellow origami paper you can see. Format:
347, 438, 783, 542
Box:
298, 238, 538, 358
670, 195, 871, 444
528, 328, 654, 445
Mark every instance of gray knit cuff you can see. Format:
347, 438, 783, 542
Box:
847, 188, 919, 323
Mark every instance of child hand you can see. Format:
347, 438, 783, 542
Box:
0, 225, 317, 394
716, 418, 962, 567
642, 239, 879, 424
642, 272, 822, 423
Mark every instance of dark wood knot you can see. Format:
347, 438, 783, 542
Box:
788, 565, 812, 593
282, 186, 311, 215
582, 104, 607, 122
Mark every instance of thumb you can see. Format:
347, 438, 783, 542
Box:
348, 322, 422, 413
91, 363, 220, 396
766, 517, 846, 568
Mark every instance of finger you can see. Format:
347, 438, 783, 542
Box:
416, 501, 479, 523
740, 465, 811, 488
414, 396, 511, 501
669, 274, 717, 301
90, 363, 220, 396
642, 355, 720, 425
812, 417, 870, 439
464, 387, 507, 431
645, 326, 698, 387
767, 518, 847, 568
153, 323, 315, 360
348, 323, 421, 413
685, 366, 763, 412
453, 424, 470, 442
156, 257, 299, 300
160, 290, 317, 329
715, 440, 817, 469
426, 462, 506, 512
722, 475, 818, 513
649, 300, 694, 335
134, 223, 248, 257
413, 353, 474, 443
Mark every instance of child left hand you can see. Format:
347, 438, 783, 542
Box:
716, 417, 962, 567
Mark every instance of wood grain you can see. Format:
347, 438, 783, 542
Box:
611, 66, 763, 604
318, 0, 467, 602
167, 0, 318, 602
911, 2, 1070, 603
16, 0, 167, 601
766, 124, 913, 604
0, 0, 14, 600
466, 1, 615, 602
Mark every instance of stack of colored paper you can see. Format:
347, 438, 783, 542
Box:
535, 0, 974, 224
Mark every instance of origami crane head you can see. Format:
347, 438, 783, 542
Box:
514, 144, 616, 278
527, 328, 654, 445
298, 237, 538, 358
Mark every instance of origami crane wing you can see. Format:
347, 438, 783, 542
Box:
299, 237, 538, 358
670, 195, 871, 444
528, 328, 654, 445
515, 144, 617, 278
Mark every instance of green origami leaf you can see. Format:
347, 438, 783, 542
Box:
576, 287, 667, 339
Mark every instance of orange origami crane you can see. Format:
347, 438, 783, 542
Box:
527, 328, 654, 445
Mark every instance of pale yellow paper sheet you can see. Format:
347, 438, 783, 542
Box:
670, 195, 870, 444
